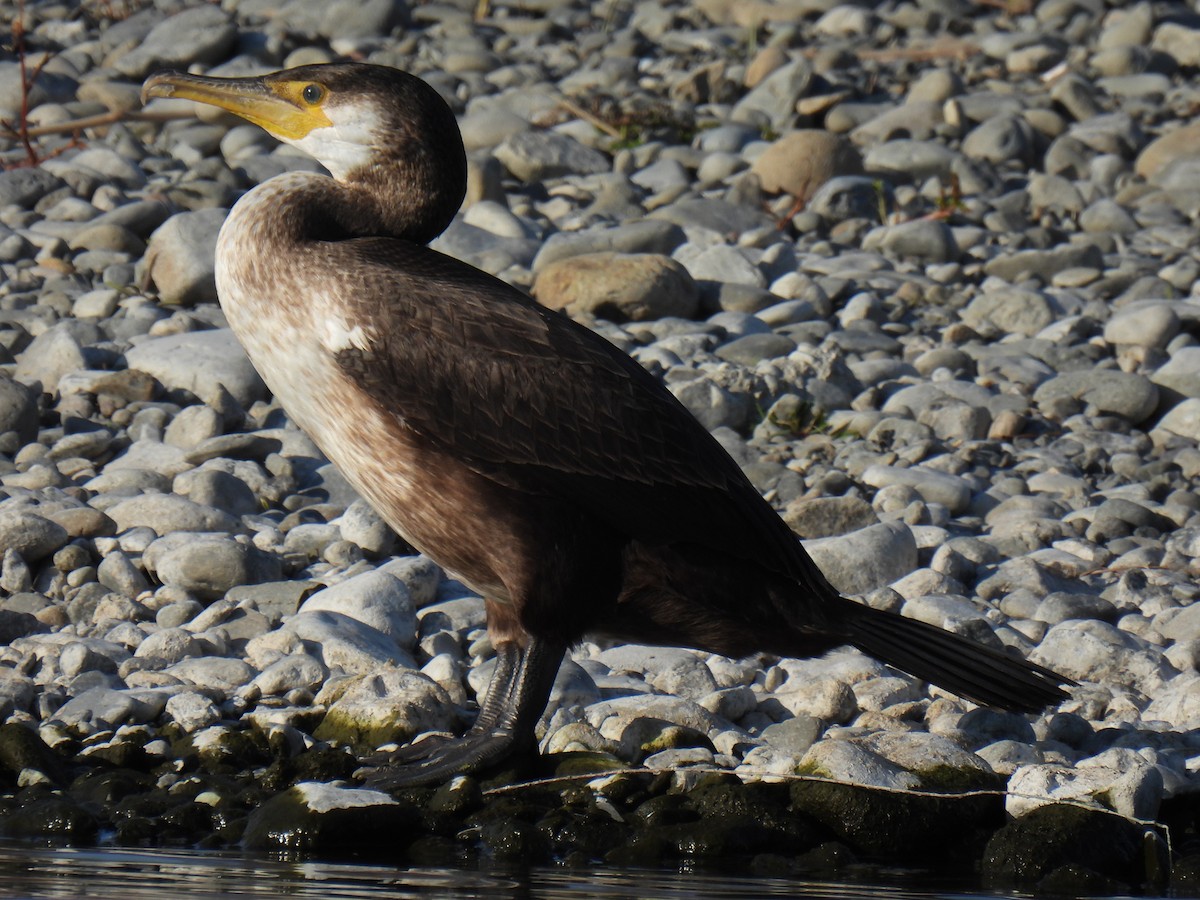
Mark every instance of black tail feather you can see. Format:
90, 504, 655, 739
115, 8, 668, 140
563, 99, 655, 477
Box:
835, 600, 1074, 713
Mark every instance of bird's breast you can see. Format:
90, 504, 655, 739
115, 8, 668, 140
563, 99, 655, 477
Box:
212, 191, 517, 602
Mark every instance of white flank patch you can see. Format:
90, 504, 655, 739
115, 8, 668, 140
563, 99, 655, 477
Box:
322, 316, 373, 353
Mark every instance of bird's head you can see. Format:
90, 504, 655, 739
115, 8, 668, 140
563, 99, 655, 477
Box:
142, 63, 467, 241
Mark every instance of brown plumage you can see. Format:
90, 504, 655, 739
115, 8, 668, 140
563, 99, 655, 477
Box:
141, 63, 1073, 788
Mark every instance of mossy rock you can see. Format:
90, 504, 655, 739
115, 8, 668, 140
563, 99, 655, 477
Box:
790, 778, 1001, 860
546, 750, 627, 778
312, 670, 455, 754
618, 718, 713, 762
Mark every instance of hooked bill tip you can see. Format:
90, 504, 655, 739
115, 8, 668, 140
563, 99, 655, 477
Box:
140, 72, 184, 106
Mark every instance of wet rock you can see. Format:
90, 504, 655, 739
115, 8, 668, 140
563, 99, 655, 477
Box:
242, 781, 417, 852
982, 804, 1156, 887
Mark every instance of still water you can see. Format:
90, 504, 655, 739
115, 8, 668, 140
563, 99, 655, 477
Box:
0, 843, 1138, 900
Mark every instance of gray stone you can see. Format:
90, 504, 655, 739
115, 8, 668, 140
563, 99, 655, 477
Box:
174, 469, 259, 518
1031, 620, 1175, 695
962, 288, 1055, 337
962, 115, 1036, 166
0, 167, 65, 208
802, 521, 919, 594
864, 140, 960, 180
1151, 22, 1200, 68
242, 781, 406, 852
983, 244, 1104, 283
51, 687, 165, 730
1142, 671, 1200, 729
493, 131, 609, 181
105, 496, 239, 538
250, 653, 327, 696
531, 221, 686, 272
1156, 398, 1200, 441
134, 627, 204, 664
164, 657, 255, 693
1033, 371, 1158, 423
0, 670, 35, 719
733, 58, 813, 127
142, 208, 228, 307
0, 513, 69, 564
649, 197, 773, 235
1151, 347, 1200, 400
1079, 198, 1138, 234
668, 377, 751, 431
379, 556, 442, 608
865, 219, 959, 262
300, 570, 417, 650
165, 691, 221, 733
714, 333, 796, 365
1007, 755, 1163, 821
675, 244, 765, 288
860, 465, 972, 513
283, 610, 415, 675
124, 329, 267, 407
13, 325, 88, 396
113, 6, 237, 77
1104, 303, 1180, 349
97, 551, 152, 599
147, 534, 281, 601
799, 739, 921, 790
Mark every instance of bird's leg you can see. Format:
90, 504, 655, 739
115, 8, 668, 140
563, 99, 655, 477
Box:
356, 635, 566, 789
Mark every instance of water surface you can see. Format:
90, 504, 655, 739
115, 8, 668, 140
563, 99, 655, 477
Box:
0, 843, 1094, 900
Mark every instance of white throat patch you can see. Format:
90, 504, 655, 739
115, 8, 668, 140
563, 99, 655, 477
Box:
289, 104, 381, 180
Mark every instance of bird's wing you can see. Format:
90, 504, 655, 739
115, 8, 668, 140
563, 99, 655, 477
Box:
326, 238, 833, 592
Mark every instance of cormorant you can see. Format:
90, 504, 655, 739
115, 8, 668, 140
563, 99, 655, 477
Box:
141, 63, 1072, 788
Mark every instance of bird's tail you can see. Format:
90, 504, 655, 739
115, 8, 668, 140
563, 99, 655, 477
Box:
826, 598, 1073, 713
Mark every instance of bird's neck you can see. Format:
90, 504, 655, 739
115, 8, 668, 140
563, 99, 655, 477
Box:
271, 165, 462, 246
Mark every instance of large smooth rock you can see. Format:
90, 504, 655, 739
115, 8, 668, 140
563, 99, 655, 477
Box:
534, 252, 699, 321
124, 329, 267, 407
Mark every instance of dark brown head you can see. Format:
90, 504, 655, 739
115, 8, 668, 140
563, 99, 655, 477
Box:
142, 63, 467, 244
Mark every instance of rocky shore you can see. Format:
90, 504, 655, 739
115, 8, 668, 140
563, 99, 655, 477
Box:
0, 0, 1199, 892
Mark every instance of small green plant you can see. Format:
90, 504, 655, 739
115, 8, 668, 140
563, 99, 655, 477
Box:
873, 179, 890, 225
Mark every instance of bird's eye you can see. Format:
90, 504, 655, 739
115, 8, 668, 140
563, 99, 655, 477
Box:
301, 84, 325, 105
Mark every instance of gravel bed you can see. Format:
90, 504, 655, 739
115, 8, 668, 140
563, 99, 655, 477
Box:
1, 0, 1199, 893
